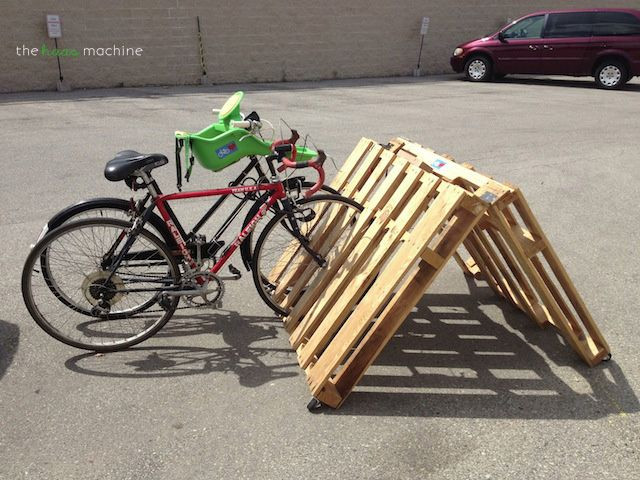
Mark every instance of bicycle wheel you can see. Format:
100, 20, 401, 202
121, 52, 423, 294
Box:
22, 217, 181, 351
252, 194, 363, 316
240, 181, 338, 271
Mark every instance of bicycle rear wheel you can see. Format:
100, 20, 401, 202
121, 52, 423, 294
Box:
251, 194, 363, 316
22, 217, 180, 351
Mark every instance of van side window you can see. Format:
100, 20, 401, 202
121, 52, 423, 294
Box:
545, 12, 593, 38
592, 12, 640, 36
502, 15, 545, 39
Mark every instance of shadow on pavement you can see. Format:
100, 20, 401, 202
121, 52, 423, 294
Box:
0, 319, 20, 381
497, 76, 640, 92
65, 310, 299, 388
64, 282, 639, 419
333, 281, 639, 419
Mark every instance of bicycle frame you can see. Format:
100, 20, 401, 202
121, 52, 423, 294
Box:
154, 182, 286, 277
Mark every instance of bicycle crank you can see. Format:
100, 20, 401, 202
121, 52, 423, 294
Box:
162, 272, 225, 308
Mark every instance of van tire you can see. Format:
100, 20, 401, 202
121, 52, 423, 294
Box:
594, 60, 628, 89
464, 56, 492, 82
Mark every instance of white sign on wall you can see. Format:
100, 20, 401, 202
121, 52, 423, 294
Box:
420, 17, 430, 35
46, 14, 62, 38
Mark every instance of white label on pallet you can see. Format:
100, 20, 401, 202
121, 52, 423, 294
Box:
430, 157, 456, 178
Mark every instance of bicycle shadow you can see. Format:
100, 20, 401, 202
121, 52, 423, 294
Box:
64, 310, 299, 388
0, 319, 20, 381
331, 278, 639, 419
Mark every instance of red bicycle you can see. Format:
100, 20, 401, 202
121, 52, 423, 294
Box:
22, 134, 362, 352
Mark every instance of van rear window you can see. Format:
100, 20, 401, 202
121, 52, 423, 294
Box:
592, 12, 640, 36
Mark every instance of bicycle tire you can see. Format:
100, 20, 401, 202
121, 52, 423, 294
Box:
251, 194, 363, 316
22, 217, 181, 352
240, 181, 338, 270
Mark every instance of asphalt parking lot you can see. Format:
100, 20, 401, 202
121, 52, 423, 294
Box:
1, 74, 639, 480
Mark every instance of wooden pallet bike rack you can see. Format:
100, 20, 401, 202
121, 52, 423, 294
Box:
275, 137, 610, 409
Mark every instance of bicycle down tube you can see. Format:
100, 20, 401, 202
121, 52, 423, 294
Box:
154, 182, 286, 276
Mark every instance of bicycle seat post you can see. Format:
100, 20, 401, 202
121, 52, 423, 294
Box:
138, 170, 162, 198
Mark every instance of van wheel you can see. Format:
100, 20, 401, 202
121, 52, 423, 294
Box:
465, 56, 492, 82
595, 60, 627, 89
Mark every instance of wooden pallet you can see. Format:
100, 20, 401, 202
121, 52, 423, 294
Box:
275, 137, 610, 409
278, 139, 488, 408
390, 138, 610, 367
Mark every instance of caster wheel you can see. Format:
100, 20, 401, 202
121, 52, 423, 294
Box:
602, 353, 612, 362
307, 397, 323, 413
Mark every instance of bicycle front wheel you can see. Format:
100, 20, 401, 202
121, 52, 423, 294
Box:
22, 217, 181, 351
252, 194, 363, 316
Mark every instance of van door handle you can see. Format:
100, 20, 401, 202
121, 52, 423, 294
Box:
528, 45, 538, 50
543, 45, 554, 51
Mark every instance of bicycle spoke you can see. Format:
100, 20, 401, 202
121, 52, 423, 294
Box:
24, 218, 180, 351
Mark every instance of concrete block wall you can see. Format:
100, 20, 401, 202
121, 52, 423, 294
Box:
1, 0, 639, 92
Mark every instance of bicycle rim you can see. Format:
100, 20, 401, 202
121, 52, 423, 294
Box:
252, 194, 363, 316
22, 217, 180, 351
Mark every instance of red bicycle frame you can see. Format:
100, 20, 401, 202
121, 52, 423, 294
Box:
154, 182, 286, 276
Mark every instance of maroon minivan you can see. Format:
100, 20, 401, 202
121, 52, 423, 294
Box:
450, 9, 640, 89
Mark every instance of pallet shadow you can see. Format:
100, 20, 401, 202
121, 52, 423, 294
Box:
334, 281, 639, 419
0, 319, 20, 381
64, 310, 299, 388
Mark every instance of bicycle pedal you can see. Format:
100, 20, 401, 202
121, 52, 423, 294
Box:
228, 264, 241, 279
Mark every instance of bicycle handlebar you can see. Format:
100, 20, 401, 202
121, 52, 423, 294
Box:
271, 134, 326, 198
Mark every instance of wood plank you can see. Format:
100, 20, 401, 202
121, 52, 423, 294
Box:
396, 138, 513, 197
339, 144, 385, 198
267, 189, 349, 287
421, 248, 445, 269
530, 256, 582, 335
329, 138, 376, 192
306, 184, 468, 394
491, 209, 594, 362
293, 172, 439, 355
270, 202, 338, 301
468, 231, 512, 301
485, 227, 541, 323
315, 380, 343, 408
284, 161, 419, 332
462, 236, 504, 298
353, 150, 398, 205
512, 191, 609, 357
280, 150, 401, 308
473, 228, 528, 312
331, 207, 483, 403
281, 205, 361, 309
